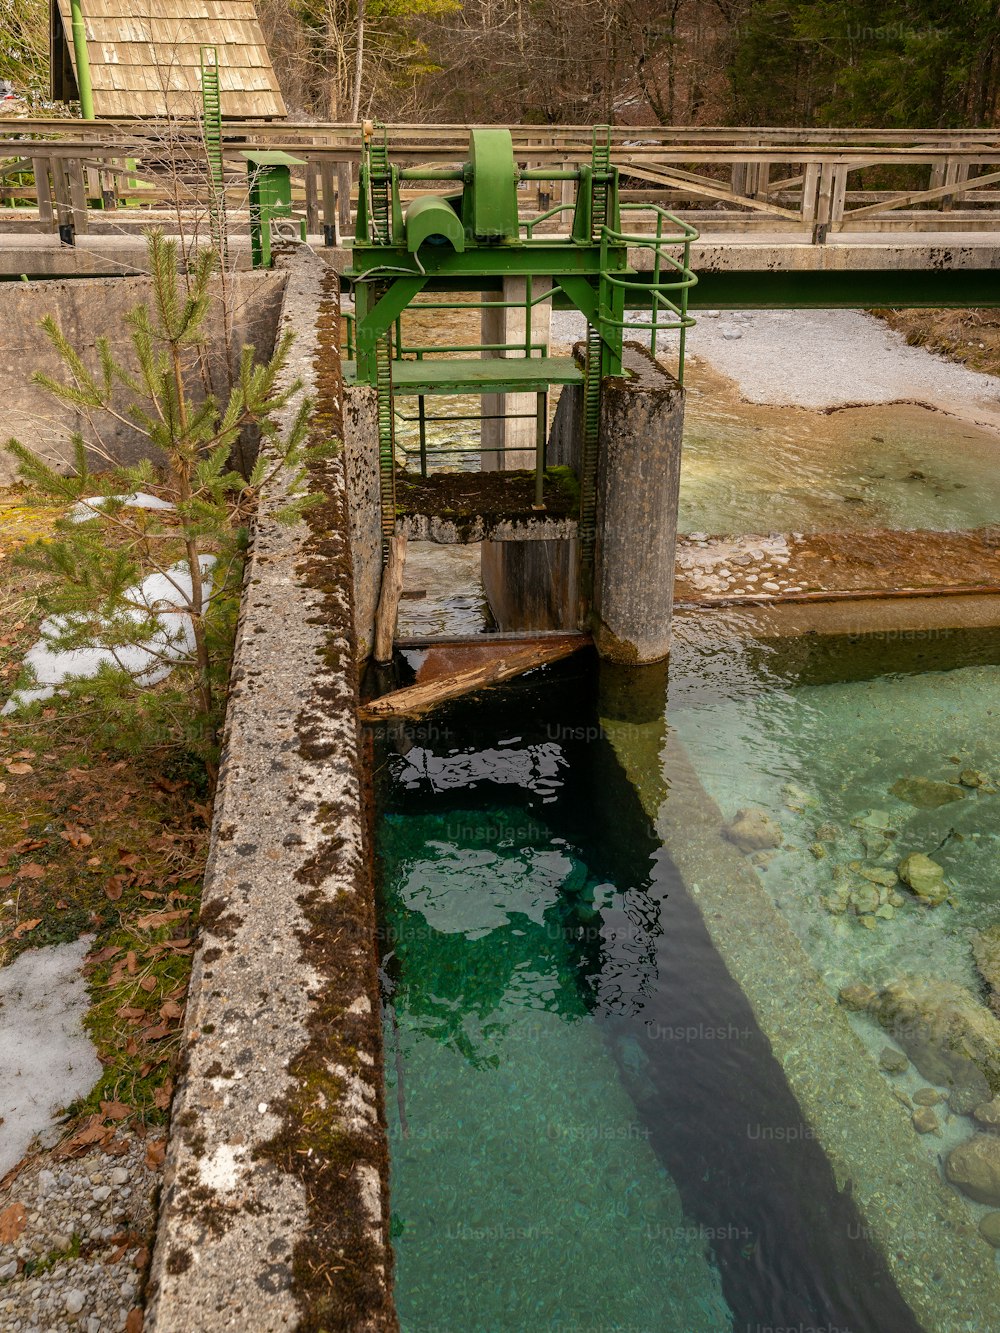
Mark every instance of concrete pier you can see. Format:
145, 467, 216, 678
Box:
592, 344, 685, 663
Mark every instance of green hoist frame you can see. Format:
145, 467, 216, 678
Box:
345, 123, 697, 577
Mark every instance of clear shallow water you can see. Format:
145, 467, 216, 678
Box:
375, 670, 920, 1333
678, 364, 1000, 537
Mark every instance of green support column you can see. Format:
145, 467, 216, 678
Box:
69, 0, 95, 120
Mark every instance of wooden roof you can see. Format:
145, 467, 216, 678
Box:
51, 0, 286, 119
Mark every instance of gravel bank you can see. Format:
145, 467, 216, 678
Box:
551, 308, 1000, 424
0, 1134, 157, 1331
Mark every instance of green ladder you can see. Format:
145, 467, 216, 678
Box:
200, 47, 227, 262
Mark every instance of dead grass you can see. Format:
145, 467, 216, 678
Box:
874, 308, 1000, 376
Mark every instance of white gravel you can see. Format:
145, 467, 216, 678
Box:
551, 308, 1000, 423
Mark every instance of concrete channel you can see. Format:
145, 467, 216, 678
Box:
9, 245, 999, 1327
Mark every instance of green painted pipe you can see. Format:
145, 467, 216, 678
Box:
69, 0, 95, 119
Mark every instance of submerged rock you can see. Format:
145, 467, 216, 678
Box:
878, 1046, 909, 1074
838, 982, 877, 1012
945, 1135, 1000, 1205
897, 852, 950, 907
913, 1087, 943, 1106
979, 1212, 1000, 1248
858, 866, 898, 888
973, 1097, 1000, 1131
959, 769, 989, 789
890, 776, 965, 809
972, 925, 1000, 1017
870, 978, 1000, 1100
851, 883, 880, 916
723, 808, 783, 853
951, 1084, 990, 1117
814, 822, 839, 842
912, 1107, 939, 1135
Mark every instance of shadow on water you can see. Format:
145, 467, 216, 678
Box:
373, 655, 922, 1333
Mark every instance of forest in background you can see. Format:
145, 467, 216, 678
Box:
2, 0, 999, 126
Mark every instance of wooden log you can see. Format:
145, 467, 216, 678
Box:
359, 637, 586, 721
373, 532, 407, 663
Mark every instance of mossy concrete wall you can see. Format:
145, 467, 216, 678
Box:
0, 271, 287, 486
147, 251, 396, 1332
342, 383, 381, 660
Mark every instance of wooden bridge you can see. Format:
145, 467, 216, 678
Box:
1, 121, 998, 301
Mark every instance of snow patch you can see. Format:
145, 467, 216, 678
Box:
2, 556, 215, 714
69, 493, 176, 524
0, 938, 102, 1177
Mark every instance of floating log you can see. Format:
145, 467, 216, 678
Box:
359, 637, 587, 721
373, 532, 407, 663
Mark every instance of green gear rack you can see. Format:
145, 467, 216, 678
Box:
345, 122, 698, 586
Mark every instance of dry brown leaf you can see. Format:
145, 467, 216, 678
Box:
0, 1202, 26, 1243
144, 1139, 165, 1170
12, 918, 41, 939
5, 762, 32, 775
17, 863, 45, 880
153, 1079, 174, 1110
141, 1024, 172, 1042
159, 1000, 184, 1020
125, 1308, 144, 1333
138, 976, 157, 993
99, 1100, 131, 1122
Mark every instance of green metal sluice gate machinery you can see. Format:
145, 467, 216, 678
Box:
342, 123, 698, 577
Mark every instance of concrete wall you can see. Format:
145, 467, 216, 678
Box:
0, 271, 287, 485
593, 344, 685, 663
147, 251, 396, 1332
342, 383, 382, 660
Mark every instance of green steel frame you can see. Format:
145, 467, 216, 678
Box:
345, 122, 698, 564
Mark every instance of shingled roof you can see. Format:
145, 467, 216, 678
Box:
50, 0, 287, 118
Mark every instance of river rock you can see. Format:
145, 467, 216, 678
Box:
723, 808, 783, 852
869, 977, 1000, 1098
897, 852, 949, 906
959, 768, 989, 788
913, 1086, 942, 1105
890, 776, 964, 809
878, 1046, 908, 1074
945, 1134, 1000, 1205
839, 982, 877, 1012
979, 1212, 1000, 1247
951, 1083, 989, 1116
973, 1096, 1000, 1130
858, 865, 897, 887
851, 883, 880, 915
912, 1106, 939, 1134
972, 925, 1000, 1017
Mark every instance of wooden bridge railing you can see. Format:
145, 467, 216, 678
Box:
1, 121, 999, 240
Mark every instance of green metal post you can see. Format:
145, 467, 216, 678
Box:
69, 0, 95, 120
200, 48, 226, 260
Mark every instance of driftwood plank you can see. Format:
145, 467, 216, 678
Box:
373, 532, 406, 663
359, 638, 587, 721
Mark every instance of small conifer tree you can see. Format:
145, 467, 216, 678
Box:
6, 230, 317, 783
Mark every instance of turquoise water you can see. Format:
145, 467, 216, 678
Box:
375, 668, 922, 1333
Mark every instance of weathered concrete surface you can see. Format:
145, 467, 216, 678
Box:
0, 270, 286, 485
343, 383, 381, 660
592, 343, 684, 663
599, 666, 1000, 1333
397, 512, 578, 543
147, 250, 395, 1331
